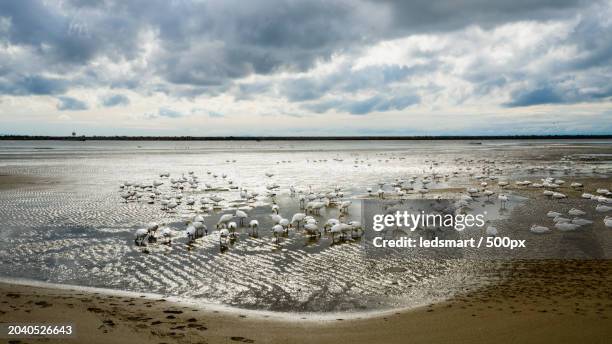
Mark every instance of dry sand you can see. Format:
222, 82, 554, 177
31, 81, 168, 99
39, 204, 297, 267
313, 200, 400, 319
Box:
1, 260, 611, 344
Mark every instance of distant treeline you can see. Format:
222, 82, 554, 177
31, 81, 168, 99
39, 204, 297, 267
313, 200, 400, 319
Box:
1, 135, 611, 141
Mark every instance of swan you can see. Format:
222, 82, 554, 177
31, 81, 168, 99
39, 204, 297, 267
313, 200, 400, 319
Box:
596, 204, 612, 212
571, 218, 592, 226
227, 222, 238, 238
604, 216, 612, 228
547, 211, 562, 218
193, 221, 207, 237
530, 225, 551, 234
303, 223, 320, 237
271, 204, 280, 214
219, 228, 230, 248
339, 201, 351, 214
596, 188, 610, 195
235, 210, 248, 226
167, 200, 178, 212
291, 213, 306, 229
570, 182, 583, 188
330, 223, 344, 242
568, 208, 586, 216
582, 193, 594, 199
217, 213, 234, 228
270, 213, 283, 224
486, 226, 498, 237
186, 224, 197, 242
272, 224, 284, 243
134, 228, 149, 246
159, 227, 172, 244
555, 222, 580, 231
551, 192, 566, 199
543, 190, 554, 197
348, 221, 363, 238
249, 219, 259, 236
553, 216, 571, 223
324, 218, 340, 232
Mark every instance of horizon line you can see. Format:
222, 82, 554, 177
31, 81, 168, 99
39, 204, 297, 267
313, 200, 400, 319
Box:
1, 134, 611, 141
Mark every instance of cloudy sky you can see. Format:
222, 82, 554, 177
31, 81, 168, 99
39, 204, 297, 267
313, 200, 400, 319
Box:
1, 0, 611, 136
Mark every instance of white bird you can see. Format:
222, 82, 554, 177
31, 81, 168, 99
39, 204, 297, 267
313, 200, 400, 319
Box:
486, 226, 498, 237
596, 204, 612, 212
498, 194, 508, 208
571, 218, 592, 226
303, 223, 320, 237
582, 193, 594, 199
553, 215, 571, 223
235, 210, 248, 225
604, 216, 612, 228
159, 227, 172, 244
291, 213, 306, 229
551, 192, 566, 199
555, 222, 580, 231
272, 224, 284, 243
568, 208, 586, 216
324, 218, 340, 232
217, 213, 234, 228
530, 225, 551, 234
547, 211, 562, 218
249, 219, 259, 236
186, 224, 197, 242
134, 228, 148, 246
596, 188, 610, 195
543, 190, 554, 197
339, 201, 352, 214
570, 182, 583, 188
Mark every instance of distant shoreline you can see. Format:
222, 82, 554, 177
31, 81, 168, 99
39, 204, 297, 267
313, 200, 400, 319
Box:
1, 134, 611, 141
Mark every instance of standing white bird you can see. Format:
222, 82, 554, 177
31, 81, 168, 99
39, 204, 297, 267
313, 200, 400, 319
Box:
291, 213, 306, 229
339, 201, 352, 214
217, 213, 234, 228
249, 219, 259, 236
134, 228, 148, 246
498, 194, 508, 209
273, 224, 284, 243
235, 210, 248, 226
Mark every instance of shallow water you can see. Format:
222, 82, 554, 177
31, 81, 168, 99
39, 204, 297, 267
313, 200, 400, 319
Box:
0, 139, 611, 313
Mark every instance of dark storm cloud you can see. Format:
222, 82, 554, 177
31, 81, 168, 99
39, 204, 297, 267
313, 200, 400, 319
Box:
304, 93, 420, 115
100, 94, 130, 107
0, 1, 593, 90
0, 0, 609, 114
0, 75, 68, 95
505, 82, 612, 107
57, 96, 88, 110
379, 0, 588, 33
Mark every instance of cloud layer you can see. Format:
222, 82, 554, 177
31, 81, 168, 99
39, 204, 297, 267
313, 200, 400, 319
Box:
0, 0, 611, 135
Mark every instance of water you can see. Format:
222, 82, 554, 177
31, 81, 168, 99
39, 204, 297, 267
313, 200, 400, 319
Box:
0, 139, 611, 314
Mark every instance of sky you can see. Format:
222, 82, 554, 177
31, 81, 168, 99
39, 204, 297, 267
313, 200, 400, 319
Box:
0, 0, 611, 136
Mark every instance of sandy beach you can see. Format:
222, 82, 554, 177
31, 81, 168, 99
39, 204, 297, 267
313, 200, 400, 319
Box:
2, 260, 611, 344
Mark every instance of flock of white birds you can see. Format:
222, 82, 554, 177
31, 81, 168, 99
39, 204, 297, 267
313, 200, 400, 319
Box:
119, 158, 612, 251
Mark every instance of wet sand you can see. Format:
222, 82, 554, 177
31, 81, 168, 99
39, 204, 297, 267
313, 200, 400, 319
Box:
1, 260, 611, 344
0, 174, 59, 191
